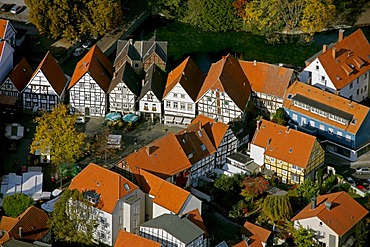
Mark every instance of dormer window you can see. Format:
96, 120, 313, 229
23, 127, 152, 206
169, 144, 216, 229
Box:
200, 144, 206, 151
197, 130, 202, 137
287, 94, 293, 100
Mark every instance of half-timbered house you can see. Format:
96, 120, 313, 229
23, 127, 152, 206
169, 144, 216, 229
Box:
69, 45, 113, 117
108, 61, 141, 114
22, 52, 69, 111
196, 54, 252, 124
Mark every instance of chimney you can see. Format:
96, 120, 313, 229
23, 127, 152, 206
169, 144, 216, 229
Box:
338, 29, 344, 42
332, 47, 337, 59
322, 45, 327, 53
253, 60, 257, 66
19, 227, 22, 238
325, 201, 332, 210
311, 197, 316, 210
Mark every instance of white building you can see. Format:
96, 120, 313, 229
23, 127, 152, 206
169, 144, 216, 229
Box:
140, 214, 208, 247
69, 163, 145, 246
292, 192, 368, 247
138, 63, 166, 122
163, 57, 205, 126
0, 57, 33, 98
22, 52, 69, 111
299, 29, 370, 102
109, 61, 141, 114
68, 45, 113, 117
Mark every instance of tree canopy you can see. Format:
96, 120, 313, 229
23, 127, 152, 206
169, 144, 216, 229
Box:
25, 0, 123, 41
30, 105, 86, 177
291, 225, 315, 247
262, 195, 292, 222
48, 189, 98, 245
3, 193, 34, 218
240, 176, 269, 202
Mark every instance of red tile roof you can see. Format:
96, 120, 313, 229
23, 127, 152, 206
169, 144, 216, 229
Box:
0, 206, 49, 244
243, 222, 271, 243
8, 57, 33, 92
30, 52, 68, 95
114, 230, 161, 247
136, 169, 190, 214
291, 192, 368, 236
314, 29, 370, 90
185, 208, 209, 238
239, 61, 294, 97
176, 121, 217, 164
252, 119, 317, 168
69, 163, 138, 214
163, 56, 205, 101
0, 19, 8, 38
197, 54, 252, 110
0, 41, 5, 59
283, 81, 369, 134
125, 132, 192, 180
191, 115, 229, 148
69, 45, 113, 92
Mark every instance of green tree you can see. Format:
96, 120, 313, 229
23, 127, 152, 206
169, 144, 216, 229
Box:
272, 108, 287, 126
262, 195, 292, 222
295, 178, 319, 205
291, 225, 315, 247
3, 194, 34, 217
214, 173, 245, 192
48, 189, 98, 245
240, 176, 269, 202
25, 0, 122, 41
183, 0, 242, 32
355, 219, 369, 247
30, 104, 86, 187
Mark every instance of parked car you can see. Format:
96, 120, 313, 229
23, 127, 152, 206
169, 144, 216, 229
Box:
73, 47, 85, 57
10, 4, 22, 14
82, 38, 95, 49
346, 177, 356, 187
0, 3, 12, 12
355, 167, 370, 174
75, 116, 86, 124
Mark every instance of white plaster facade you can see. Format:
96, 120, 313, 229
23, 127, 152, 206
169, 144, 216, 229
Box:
139, 91, 162, 117
164, 84, 196, 126
109, 82, 137, 114
249, 143, 265, 166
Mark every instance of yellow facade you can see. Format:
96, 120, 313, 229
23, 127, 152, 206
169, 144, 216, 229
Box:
263, 140, 325, 184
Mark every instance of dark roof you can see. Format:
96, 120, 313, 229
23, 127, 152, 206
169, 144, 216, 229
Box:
109, 61, 141, 95
137, 63, 166, 101
292, 94, 354, 121
142, 42, 167, 64
3, 239, 40, 247
227, 153, 253, 165
140, 214, 204, 244
114, 40, 141, 67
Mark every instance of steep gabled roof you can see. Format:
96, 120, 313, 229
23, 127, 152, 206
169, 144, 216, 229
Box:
108, 61, 141, 95
191, 115, 229, 148
31, 52, 67, 95
197, 54, 252, 110
125, 132, 191, 180
242, 222, 271, 244
69, 163, 138, 214
0, 19, 9, 38
163, 57, 205, 101
7, 57, 33, 92
176, 121, 217, 164
114, 40, 141, 67
291, 192, 368, 236
0, 206, 49, 244
137, 63, 166, 101
185, 208, 209, 238
136, 169, 190, 214
114, 230, 161, 247
251, 119, 317, 168
283, 81, 369, 134
142, 42, 167, 64
316, 29, 370, 90
239, 61, 294, 97
69, 45, 113, 92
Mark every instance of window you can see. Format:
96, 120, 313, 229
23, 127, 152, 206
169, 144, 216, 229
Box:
345, 134, 351, 141
291, 174, 300, 183
309, 120, 315, 127
282, 170, 287, 176
292, 165, 302, 172
147, 94, 153, 101
328, 128, 334, 134
181, 94, 185, 99
90, 83, 95, 89
292, 114, 298, 121
200, 144, 206, 151
316, 65, 319, 70
364, 73, 368, 80
349, 82, 353, 89
357, 89, 360, 95
144, 103, 148, 110
364, 85, 367, 92
282, 178, 287, 184
270, 157, 276, 162
321, 76, 325, 82
265, 164, 271, 170
85, 95, 90, 100
187, 103, 193, 111
173, 93, 178, 98
337, 131, 342, 138
207, 96, 211, 101
180, 103, 185, 110
152, 104, 157, 111
166, 101, 171, 108
173, 102, 178, 109
224, 100, 229, 106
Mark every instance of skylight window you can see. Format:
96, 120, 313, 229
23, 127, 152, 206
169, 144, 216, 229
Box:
287, 94, 293, 100
124, 183, 130, 191
200, 144, 206, 151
